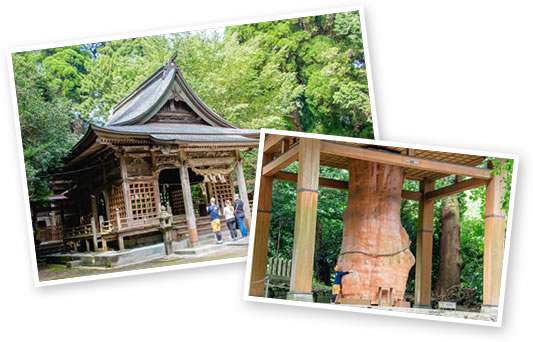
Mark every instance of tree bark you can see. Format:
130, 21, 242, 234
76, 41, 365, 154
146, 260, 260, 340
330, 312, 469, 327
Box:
337, 159, 415, 304
435, 197, 463, 297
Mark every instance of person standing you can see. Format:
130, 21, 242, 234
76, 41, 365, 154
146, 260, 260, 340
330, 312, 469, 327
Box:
224, 199, 238, 241
207, 197, 223, 244
233, 194, 248, 238
331, 265, 350, 304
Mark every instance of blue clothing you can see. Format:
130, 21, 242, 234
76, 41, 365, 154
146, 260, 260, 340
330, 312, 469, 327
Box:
333, 271, 349, 285
207, 204, 220, 221
236, 215, 248, 237
234, 199, 246, 217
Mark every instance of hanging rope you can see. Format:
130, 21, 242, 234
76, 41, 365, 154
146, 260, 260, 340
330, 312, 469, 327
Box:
186, 159, 239, 183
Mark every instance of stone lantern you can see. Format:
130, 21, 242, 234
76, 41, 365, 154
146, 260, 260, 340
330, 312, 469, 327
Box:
158, 206, 174, 255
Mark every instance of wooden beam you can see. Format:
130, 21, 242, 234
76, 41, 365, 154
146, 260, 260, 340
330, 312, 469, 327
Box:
180, 166, 198, 246
426, 177, 488, 201
249, 153, 274, 297
273, 171, 422, 200
235, 161, 252, 228
289, 138, 321, 302
273, 171, 347, 191
320, 141, 491, 180
262, 144, 299, 176
264, 134, 285, 154
402, 190, 423, 201
414, 179, 435, 307
483, 159, 506, 309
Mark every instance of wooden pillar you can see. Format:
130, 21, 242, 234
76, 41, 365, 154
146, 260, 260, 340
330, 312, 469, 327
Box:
180, 166, 199, 247
91, 217, 98, 252
118, 235, 125, 251
288, 138, 321, 302
90, 195, 99, 231
120, 155, 133, 220
235, 160, 252, 230
483, 159, 506, 313
414, 179, 435, 307
249, 153, 274, 297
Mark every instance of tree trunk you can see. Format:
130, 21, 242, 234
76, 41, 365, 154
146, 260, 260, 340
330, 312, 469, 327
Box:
337, 159, 415, 304
435, 197, 463, 297
290, 108, 302, 131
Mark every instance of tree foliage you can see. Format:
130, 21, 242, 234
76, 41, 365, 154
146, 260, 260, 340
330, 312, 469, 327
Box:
13, 53, 77, 200
227, 11, 373, 137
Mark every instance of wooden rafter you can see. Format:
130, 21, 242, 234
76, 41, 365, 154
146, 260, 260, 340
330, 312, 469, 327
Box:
320, 141, 491, 180
262, 144, 299, 176
425, 177, 489, 201
273, 171, 422, 201
264, 134, 285, 154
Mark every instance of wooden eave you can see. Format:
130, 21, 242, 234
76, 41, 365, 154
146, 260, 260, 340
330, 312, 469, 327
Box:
265, 134, 488, 182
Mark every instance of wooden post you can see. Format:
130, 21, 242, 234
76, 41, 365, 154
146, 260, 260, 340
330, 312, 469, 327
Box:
115, 208, 123, 251
90, 195, 99, 231
482, 159, 506, 313
91, 217, 98, 252
180, 166, 199, 247
288, 138, 321, 302
118, 235, 125, 251
98, 216, 104, 234
235, 160, 252, 230
120, 155, 133, 220
414, 179, 435, 307
249, 153, 274, 297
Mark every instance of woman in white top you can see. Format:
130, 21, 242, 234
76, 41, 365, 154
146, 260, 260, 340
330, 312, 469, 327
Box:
224, 199, 238, 241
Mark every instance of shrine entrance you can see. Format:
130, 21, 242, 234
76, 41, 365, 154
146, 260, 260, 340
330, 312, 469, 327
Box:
157, 168, 207, 216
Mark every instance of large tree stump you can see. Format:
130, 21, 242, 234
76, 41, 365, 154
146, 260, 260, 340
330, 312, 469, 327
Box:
337, 159, 415, 304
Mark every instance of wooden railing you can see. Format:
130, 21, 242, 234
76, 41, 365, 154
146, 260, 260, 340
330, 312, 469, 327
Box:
63, 224, 93, 239
266, 257, 291, 281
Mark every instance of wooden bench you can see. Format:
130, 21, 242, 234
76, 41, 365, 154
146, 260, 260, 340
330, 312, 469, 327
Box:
377, 286, 395, 307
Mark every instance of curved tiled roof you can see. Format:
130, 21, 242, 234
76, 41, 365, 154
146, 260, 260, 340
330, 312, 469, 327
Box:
105, 67, 176, 126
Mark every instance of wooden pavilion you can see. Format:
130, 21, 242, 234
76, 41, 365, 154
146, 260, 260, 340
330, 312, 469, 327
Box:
42, 55, 259, 253
249, 132, 509, 314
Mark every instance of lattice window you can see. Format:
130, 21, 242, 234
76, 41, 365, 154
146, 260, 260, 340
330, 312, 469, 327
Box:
109, 185, 125, 221
171, 189, 186, 215
208, 178, 235, 207
160, 191, 170, 208
129, 181, 158, 220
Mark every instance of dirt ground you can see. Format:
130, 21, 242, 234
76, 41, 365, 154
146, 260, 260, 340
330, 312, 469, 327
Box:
38, 245, 248, 282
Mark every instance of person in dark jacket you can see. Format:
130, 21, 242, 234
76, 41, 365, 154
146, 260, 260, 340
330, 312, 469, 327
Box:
331, 265, 350, 304
207, 197, 223, 244
233, 194, 248, 238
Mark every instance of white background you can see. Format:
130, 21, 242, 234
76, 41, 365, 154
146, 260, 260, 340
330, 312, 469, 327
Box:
1, 0, 531, 340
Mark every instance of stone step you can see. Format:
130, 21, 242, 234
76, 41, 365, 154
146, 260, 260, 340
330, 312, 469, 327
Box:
174, 243, 226, 256
66, 260, 81, 268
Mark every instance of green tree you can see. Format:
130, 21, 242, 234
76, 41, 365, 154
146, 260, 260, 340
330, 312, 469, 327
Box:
227, 11, 373, 137
25, 46, 91, 103
13, 53, 77, 200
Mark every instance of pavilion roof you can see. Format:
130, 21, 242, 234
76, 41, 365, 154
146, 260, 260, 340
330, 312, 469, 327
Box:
269, 135, 487, 182
64, 54, 259, 168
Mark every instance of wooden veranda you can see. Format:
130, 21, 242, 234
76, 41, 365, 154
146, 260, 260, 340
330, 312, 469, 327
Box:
249, 131, 510, 313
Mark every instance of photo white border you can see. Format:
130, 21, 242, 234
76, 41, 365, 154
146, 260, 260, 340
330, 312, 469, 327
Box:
243, 128, 519, 328
7, 6, 378, 287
